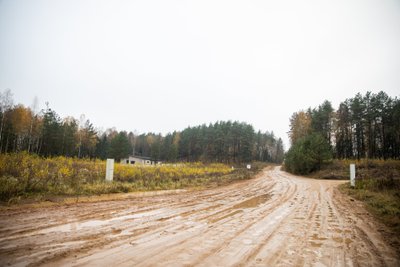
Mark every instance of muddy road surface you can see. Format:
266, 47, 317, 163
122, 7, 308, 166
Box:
0, 167, 398, 267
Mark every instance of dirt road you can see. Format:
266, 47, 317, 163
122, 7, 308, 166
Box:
0, 167, 398, 267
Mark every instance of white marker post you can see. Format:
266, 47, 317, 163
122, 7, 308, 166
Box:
106, 159, 114, 182
247, 164, 251, 170
350, 164, 355, 187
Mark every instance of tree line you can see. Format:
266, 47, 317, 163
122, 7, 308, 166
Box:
0, 89, 284, 163
285, 91, 400, 174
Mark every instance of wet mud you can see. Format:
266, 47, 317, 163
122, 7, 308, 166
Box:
0, 167, 398, 266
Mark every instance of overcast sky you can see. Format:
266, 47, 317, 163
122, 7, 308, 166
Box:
1, 0, 399, 149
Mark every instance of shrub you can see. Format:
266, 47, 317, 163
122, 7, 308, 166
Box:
284, 133, 332, 175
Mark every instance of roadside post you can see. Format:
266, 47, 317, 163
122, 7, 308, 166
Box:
106, 159, 114, 182
247, 164, 251, 170
350, 164, 355, 187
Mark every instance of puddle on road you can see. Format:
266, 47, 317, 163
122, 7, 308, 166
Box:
111, 228, 122, 235
232, 194, 271, 209
310, 241, 322, 248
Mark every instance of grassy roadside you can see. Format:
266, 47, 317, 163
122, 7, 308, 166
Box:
339, 180, 400, 236
306, 159, 400, 180
0, 152, 270, 205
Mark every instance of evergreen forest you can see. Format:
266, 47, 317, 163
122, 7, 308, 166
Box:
286, 91, 400, 174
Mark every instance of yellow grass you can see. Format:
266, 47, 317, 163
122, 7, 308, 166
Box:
0, 152, 264, 203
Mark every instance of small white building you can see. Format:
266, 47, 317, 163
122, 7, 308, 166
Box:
120, 155, 161, 165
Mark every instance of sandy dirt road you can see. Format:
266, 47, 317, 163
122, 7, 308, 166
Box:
0, 167, 398, 267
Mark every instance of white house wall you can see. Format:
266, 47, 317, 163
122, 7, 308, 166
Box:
120, 156, 154, 165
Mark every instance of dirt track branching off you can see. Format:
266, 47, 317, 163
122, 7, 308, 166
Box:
307, 159, 400, 253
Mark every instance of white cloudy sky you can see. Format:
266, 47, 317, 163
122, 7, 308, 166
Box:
1, 0, 399, 149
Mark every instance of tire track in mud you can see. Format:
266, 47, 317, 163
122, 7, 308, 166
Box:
48, 169, 297, 266
0, 167, 399, 267
189, 172, 298, 266
64, 171, 283, 266
155, 179, 295, 266
0, 169, 276, 266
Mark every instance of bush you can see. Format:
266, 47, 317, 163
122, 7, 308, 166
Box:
284, 133, 332, 175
